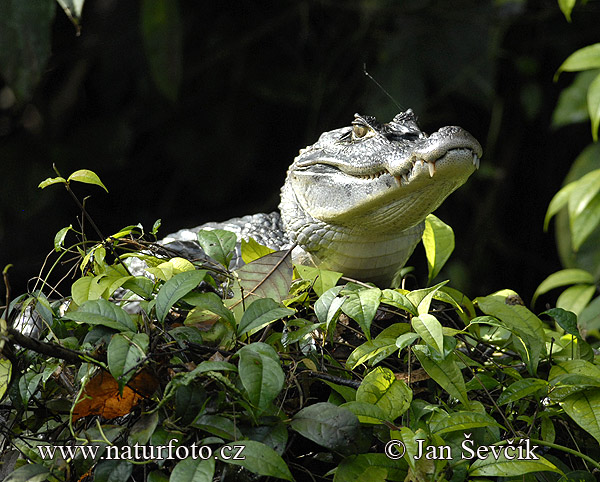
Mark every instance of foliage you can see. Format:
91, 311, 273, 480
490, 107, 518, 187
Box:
1, 170, 599, 482
537, 1, 600, 339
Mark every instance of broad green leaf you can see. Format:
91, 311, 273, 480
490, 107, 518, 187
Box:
476, 289, 546, 374
147, 257, 195, 281
395, 332, 420, 351
241, 237, 275, 263
356, 366, 412, 421
406, 280, 448, 315
122, 276, 154, 299
422, 214, 454, 284
237, 297, 295, 336
413, 346, 470, 407
430, 410, 503, 434
19, 372, 42, 405
552, 70, 600, 128
544, 181, 579, 231
282, 319, 322, 347
532, 268, 594, 306
588, 72, 600, 141
237, 343, 284, 411
497, 378, 548, 406
140, 0, 182, 102
235, 249, 293, 303
94, 460, 133, 482
3, 463, 49, 482
183, 291, 236, 328
193, 414, 240, 440
38, 176, 67, 189
0, 0, 55, 101
170, 457, 215, 482
190, 360, 237, 374
196, 229, 237, 267
67, 169, 109, 192
541, 308, 579, 338
346, 324, 410, 369
295, 264, 343, 297
469, 451, 562, 477
291, 402, 363, 454
0, 358, 11, 400
63, 299, 136, 332
216, 440, 293, 481
579, 294, 600, 332
558, 0, 576, 22
556, 43, 600, 77
107, 332, 149, 389
335, 453, 407, 482
128, 412, 159, 446
340, 401, 388, 424
155, 270, 207, 323
341, 287, 382, 339
53, 225, 72, 252
411, 313, 444, 354
557, 284, 596, 316
314, 285, 344, 324
380, 289, 417, 315
572, 188, 600, 251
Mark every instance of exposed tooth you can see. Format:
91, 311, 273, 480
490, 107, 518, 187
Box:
416, 159, 424, 169
402, 173, 409, 183
428, 161, 436, 177
473, 154, 480, 170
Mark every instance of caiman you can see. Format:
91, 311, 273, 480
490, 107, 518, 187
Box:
163, 110, 482, 286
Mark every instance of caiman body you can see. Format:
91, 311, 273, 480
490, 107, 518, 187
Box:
164, 110, 482, 286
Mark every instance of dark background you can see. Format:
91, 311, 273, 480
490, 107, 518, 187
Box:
1, 0, 599, 302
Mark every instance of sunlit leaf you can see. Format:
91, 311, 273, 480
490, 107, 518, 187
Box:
589, 72, 600, 141
558, 0, 576, 22
356, 367, 412, 421
107, 332, 149, 390
294, 264, 343, 297
341, 287, 382, 340
196, 229, 237, 267
155, 270, 207, 323
496, 378, 548, 406
170, 456, 215, 482
469, 451, 562, 477
556, 43, 600, 78
63, 298, 136, 332
430, 410, 503, 434
67, 169, 109, 192
38, 176, 67, 189
235, 249, 293, 303
532, 268, 595, 307
241, 237, 275, 264
237, 297, 294, 336
412, 313, 444, 355
422, 214, 454, 284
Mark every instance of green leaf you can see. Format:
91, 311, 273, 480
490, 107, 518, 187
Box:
291, 402, 362, 454
411, 313, 444, 355
128, 412, 159, 446
340, 401, 388, 424
413, 346, 470, 407
335, 453, 407, 482
589, 72, 600, 141
140, 0, 182, 102
71, 276, 105, 305
237, 297, 295, 336
170, 457, 215, 482
183, 291, 236, 328
0, 358, 12, 401
380, 289, 417, 315
469, 451, 562, 477
341, 287, 382, 340
53, 225, 72, 251
38, 176, 67, 189
216, 440, 293, 481
155, 270, 207, 323
406, 280, 448, 315
558, 0, 576, 22
541, 308, 580, 338
544, 181, 579, 231
430, 410, 503, 434
2, 463, 49, 482
94, 460, 133, 482
560, 389, 600, 444
234, 249, 293, 303
314, 285, 344, 324
556, 43, 600, 78
237, 343, 284, 411
346, 324, 410, 369
532, 268, 594, 306
557, 284, 596, 316
476, 289, 546, 374
193, 414, 240, 440
122, 276, 154, 299
67, 169, 109, 192
395, 332, 420, 351
422, 214, 454, 283
553, 70, 600, 128
196, 229, 237, 268
0, 0, 55, 101
356, 367, 412, 421
62, 299, 136, 332
241, 237, 276, 263
572, 189, 600, 250
107, 332, 149, 389
497, 378, 548, 406
294, 264, 343, 297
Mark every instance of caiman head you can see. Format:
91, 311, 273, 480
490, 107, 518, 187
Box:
279, 110, 482, 284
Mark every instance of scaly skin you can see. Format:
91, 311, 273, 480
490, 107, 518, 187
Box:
279, 110, 482, 285
164, 110, 482, 286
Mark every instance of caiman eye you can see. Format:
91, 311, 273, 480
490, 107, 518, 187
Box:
353, 124, 369, 138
